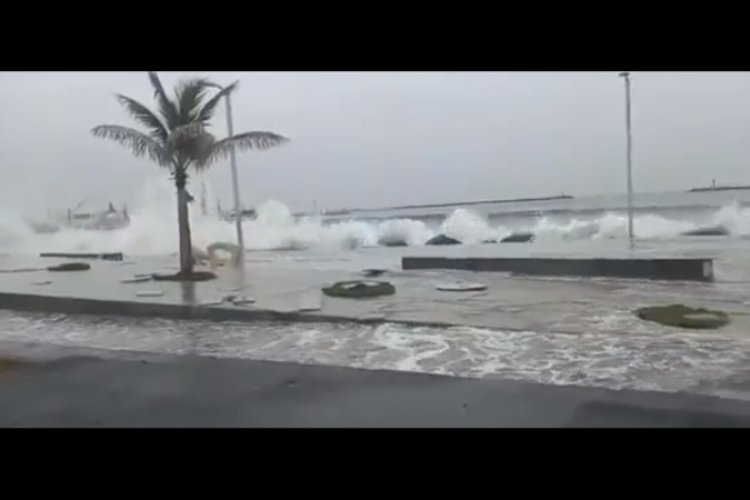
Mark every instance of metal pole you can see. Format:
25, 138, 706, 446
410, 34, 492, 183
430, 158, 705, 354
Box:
223, 91, 245, 267
620, 72, 634, 250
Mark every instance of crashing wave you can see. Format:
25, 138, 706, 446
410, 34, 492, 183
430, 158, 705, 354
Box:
2, 178, 750, 256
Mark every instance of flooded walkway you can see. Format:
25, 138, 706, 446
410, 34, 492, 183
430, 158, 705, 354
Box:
2, 254, 750, 335
2, 254, 750, 399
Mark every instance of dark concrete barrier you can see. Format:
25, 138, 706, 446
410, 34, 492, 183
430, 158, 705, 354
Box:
0, 292, 346, 324
681, 226, 730, 237
40, 252, 124, 261
0, 292, 451, 329
402, 256, 714, 282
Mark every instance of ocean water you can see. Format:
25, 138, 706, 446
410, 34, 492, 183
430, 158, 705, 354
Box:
3, 178, 750, 282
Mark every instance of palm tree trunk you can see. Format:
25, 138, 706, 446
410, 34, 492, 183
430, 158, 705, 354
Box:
174, 165, 194, 275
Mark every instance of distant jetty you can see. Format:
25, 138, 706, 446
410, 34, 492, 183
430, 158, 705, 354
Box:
688, 179, 750, 193
293, 194, 574, 218
355, 194, 574, 213
688, 185, 750, 193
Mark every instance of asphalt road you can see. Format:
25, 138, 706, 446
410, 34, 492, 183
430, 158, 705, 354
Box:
2, 351, 750, 427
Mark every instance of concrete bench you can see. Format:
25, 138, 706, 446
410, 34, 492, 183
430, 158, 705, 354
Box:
402, 256, 714, 282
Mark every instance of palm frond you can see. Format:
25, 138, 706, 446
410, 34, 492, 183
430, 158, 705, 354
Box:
197, 131, 289, 167
196, 81, 238, 124
175, 78, 212, 124
169, 122, 208, 142
165, 122, 212, 156
148, 72, 180, 130
91, 125, 171, 167
115, 94, 168, 143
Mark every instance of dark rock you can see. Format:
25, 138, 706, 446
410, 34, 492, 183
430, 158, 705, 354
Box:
681, 226, 730, 237
500, 232, 535, 243
47, 262, 91, 272
636, 304, 730, 329
152, 271, 217, 282
322, 280, 395, 299
362, 269, 387, 277
378, 237, 409, 247
384, 241, 408, 247
482, 239, 498, 244
425, 234, 462, 246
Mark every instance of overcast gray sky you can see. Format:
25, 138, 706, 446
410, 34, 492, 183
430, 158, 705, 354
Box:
1, 71, 749, 213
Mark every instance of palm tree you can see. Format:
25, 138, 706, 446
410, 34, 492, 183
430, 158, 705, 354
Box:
92, 72, 288, 277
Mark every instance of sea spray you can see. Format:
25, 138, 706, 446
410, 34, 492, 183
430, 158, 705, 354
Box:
532, 217, 599, 240
376, 219, 432, 247
711, 201, 750, 236
440, 208, 502, 244
593, 213, 696, 240
0, 207, 36, 252
2, 179, 750, 256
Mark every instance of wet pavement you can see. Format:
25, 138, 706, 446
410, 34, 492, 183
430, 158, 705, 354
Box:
3, 309, 750, 399
2, 254, 750, 336
3, 253, 750, 406
3, 345, 750, 427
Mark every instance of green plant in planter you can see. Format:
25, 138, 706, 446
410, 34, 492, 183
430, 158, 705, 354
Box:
322, 280, 395, 298
635, 304, 730, 329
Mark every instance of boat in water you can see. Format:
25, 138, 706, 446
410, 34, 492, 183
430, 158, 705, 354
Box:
28, 201, 130, 234
65, 202, 130, 231
220, 207, 257, 222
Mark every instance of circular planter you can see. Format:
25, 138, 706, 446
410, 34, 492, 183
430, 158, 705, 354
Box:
322, 280, 395, 299
635, 304, 730, 330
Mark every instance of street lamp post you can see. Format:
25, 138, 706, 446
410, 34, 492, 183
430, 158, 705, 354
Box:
207, 81, 245, 267
223, 89, 245, 263
619, 71, 635, 250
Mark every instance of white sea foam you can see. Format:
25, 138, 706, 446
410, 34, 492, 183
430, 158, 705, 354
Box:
3, 309, 750, 397
2, 178, 750, 256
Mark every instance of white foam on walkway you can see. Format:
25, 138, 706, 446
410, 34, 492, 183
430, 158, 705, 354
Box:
2, 309, 750, 399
